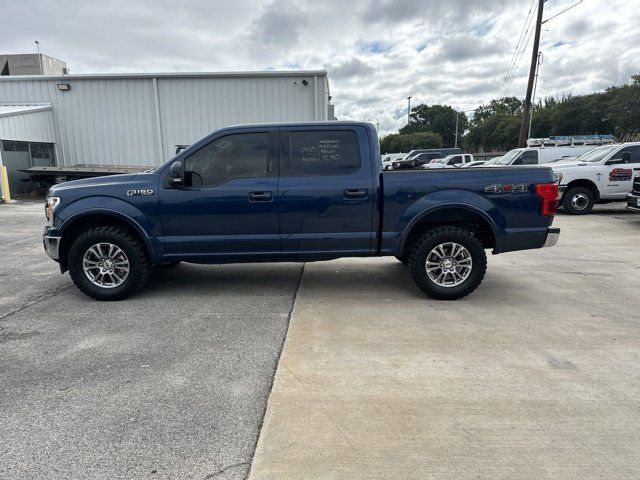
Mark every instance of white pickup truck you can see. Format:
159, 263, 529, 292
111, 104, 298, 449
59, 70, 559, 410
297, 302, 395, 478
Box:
421, 153, 474, 169
551, 142, 640, 214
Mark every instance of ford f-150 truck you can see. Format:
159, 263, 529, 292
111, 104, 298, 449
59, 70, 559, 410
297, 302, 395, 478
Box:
43, 122, 559, 301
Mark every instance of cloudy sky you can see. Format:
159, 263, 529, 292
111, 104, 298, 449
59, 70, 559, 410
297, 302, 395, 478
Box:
3, 0, 639, 134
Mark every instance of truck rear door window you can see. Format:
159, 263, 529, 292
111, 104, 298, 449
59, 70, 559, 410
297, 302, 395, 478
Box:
286, 130, 360, 176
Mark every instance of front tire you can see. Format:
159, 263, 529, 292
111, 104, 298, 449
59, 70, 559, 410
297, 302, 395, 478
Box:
68, 226, 151, 301
408, 226, 487, 300
562, 187, 594, 215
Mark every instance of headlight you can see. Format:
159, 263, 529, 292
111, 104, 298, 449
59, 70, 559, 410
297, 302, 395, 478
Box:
554, 172, 563, 184
45, 196, 60, 226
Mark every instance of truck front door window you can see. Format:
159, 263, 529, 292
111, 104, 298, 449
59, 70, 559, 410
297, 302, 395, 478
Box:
513, 151, 538, 165
184, 133, 268, 187
606, 146, 640, 195
449, 155, 463, 165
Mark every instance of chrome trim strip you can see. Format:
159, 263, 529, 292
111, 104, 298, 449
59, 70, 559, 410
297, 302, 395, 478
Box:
543, 228, 560, 248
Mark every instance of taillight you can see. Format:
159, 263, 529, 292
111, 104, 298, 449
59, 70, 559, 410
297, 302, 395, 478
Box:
535, 183, 558, 216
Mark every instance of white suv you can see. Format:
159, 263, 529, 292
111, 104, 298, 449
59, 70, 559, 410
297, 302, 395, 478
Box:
551, 143, 640, 214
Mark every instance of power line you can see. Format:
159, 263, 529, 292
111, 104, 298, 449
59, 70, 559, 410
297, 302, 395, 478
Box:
498, 3, 535, 98
502, 12, 538, 97
498, 0, 537, 98
518, 0, 545, 147
499, 0, 536, 96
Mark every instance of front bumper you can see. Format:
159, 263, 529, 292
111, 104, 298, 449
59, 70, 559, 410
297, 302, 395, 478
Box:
543, 227, 560, 248
627, 192, 640, 211
43, 234, 61, 260
557, 184, 567, 199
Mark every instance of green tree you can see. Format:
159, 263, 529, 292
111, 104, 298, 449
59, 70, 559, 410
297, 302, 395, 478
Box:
399, 104, 468, 147
380, 131, 442, 153
606, 74, 640, 141
472, 97, 523, 125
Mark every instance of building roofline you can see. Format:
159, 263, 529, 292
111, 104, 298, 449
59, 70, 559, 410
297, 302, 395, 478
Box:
0, 53, 67, 64
0, 70, 329, 81
0, 103, 52, 118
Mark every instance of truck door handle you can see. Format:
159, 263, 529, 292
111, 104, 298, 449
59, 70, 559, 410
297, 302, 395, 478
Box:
344, 188, 368, 199
248, 191, 273, 202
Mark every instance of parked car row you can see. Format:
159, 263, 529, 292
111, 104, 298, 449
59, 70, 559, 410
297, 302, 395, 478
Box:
382, 142, 640, 216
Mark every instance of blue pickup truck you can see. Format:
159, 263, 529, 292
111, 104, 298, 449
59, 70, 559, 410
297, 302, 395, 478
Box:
43, 122, 559, 301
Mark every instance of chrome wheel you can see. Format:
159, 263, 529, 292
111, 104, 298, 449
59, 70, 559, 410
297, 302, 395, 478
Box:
425, 242, 473, 288
571, 193, 589, 211
82, 243, 130, 289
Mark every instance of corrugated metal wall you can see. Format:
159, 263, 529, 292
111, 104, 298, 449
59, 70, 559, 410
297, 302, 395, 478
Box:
0, 73, 330, 167
0, 109, 55, 143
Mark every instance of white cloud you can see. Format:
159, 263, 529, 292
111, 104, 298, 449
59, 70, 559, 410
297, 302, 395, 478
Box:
2, 0, 638, 135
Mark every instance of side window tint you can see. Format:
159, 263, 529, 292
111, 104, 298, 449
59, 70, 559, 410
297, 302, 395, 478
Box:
614, 147, 640, 163
287, 130, 360, 176
450, 155, 463, 165
183, 133, 268, 187
521, 151, 538, 165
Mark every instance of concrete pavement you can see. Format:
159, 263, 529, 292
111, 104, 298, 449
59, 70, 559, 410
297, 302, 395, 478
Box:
0, 201, 303, 480
250, 206, 640, 479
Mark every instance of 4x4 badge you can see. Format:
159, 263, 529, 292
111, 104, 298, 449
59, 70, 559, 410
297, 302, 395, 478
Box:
485, 184, 528, 194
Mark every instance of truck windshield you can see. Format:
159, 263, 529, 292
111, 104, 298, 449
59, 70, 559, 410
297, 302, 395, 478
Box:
575, 145, 618, 162
495, 149, 523, 165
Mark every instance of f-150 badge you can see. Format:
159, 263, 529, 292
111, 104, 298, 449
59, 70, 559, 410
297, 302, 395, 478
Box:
127, 189, 154, 196
485, 184, 528, 194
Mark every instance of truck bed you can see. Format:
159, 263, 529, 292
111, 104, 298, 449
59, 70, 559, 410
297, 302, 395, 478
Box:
381, 167, 556, 254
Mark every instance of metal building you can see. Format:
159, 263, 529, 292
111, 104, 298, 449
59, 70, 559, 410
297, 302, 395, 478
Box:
0, 70, 332, 193
0, 53, 68, 76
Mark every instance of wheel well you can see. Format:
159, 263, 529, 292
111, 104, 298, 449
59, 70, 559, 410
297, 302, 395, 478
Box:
59, 214, 148, 265
401, 208, 495, 258
564, 179, 599, 200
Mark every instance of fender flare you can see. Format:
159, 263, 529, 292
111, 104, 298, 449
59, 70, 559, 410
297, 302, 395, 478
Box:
58, 207, 157, 260
398, 202, 501, 255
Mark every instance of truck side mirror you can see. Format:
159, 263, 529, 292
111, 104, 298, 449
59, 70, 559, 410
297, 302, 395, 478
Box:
168, 161, 184, 186
622, 151, 631, 163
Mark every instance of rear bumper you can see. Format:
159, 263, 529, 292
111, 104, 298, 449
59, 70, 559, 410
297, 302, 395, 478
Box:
543, 227, 560, 248
494, 226, 560, 253
627, 192, 640, 211
43, 234, 61, 260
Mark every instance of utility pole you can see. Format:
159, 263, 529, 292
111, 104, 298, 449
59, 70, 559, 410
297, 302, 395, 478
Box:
35, 40, 42, 74
454, 112, 459, 148
518, 0, 545, 147
406, 96, 412, 152
528, 52, 543, 140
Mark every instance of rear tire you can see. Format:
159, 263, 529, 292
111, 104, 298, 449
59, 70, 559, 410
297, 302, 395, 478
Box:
68, 226, 151, 301
408, 226, 487, 300
562, 187, 594, 215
